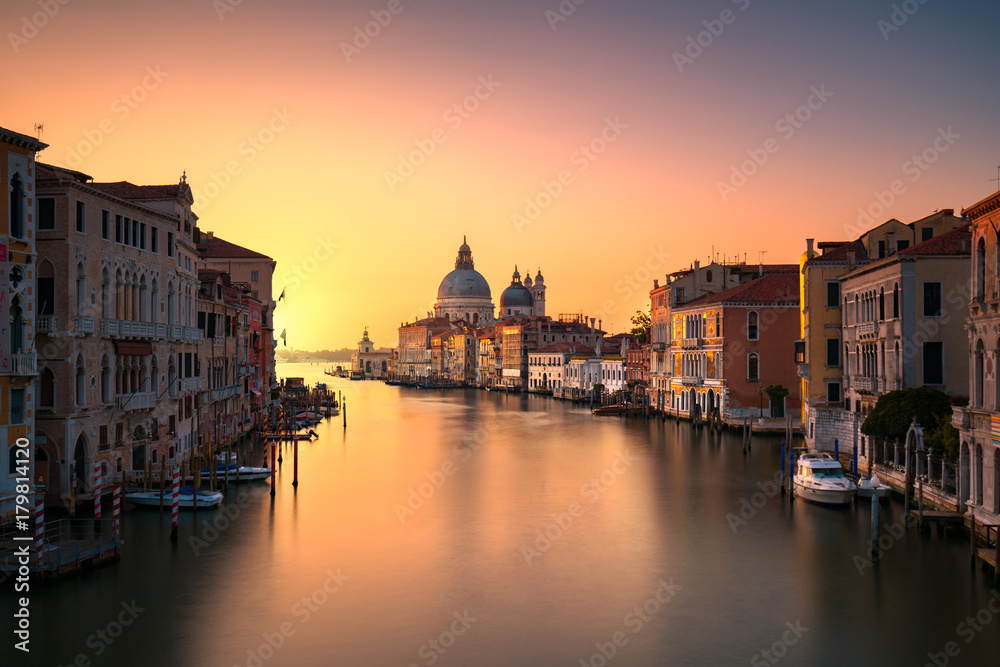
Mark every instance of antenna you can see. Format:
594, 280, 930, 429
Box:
33, 123, 43, 140
991, 165, 1000, 193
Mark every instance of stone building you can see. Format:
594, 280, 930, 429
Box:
0, 126, 46, 518
34, 163, 204, 506
954, 191, 1000, 524
434, 238, 495, 326
352, 329, 390, 378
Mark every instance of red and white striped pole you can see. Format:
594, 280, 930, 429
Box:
113, 484, 121, 541
170, 467, 180, 542
35, 495, 44, 567
270, 439, 276, 497
94, 459, 102, 519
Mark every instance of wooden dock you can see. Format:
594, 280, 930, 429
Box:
0, 518, 121, 580
969, 517, 1000, 585
909, 509, 966, 535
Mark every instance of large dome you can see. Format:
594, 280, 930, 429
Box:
438, 269, 492, 299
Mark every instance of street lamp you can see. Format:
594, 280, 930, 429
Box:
759, 383, 764, 419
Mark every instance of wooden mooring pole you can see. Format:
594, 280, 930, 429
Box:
871, 492, 880, 563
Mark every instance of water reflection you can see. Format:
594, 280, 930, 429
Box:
3, 366, 999, 666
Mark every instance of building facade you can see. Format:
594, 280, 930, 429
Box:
0, 126, 46, 517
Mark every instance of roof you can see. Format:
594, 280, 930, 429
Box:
400, 317, 452, 329
681, 271, 799, 307
199, 234, 271, 260
896, 223, 971, 256
532, 341, 595, 355
963, 190, 1000, 220
0, 126, 47, 151
36, 162, 91, 183
89, 181, 189, 201
808, 240, 868, 264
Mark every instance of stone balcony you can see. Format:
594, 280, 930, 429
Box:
6, 353, 36, 376
75, 316, 95, 335
116, 391, 156, 410
36, 316, 56, 333
857, 321, 878, 338
180, 376, 203, 394
680, 338, 702, 350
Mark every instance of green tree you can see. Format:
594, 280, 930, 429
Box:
630, 309, 651, 344
861, 387, 955, 458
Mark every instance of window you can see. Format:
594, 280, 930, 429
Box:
748, 353, 759, 381
893, 283, 900, 319
251, 270, 259, 282
38, 198, 55, 230
826, 281, 840, 308
123, 217, 130, 245
116, 215, 123, 243
140, 223, 146, 249
10, 388, 24, 424
826, 338, 840, 367
151, 227, 158, 253
827, 381, 841, 403
747, 311, 759, 340
923, 342, 943, 385
922, 227, 933, 243
923, 282, 942, 317
101, 210, 110, 239
877, 240, 885, 259
75, 201, 86, 233
99, 425, 109, 451
896, 240, 909, 252
9, 173, 23, 238
132, 219, 139, 247
167, 232, 174, 257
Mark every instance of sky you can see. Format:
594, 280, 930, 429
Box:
3, 0, 1000, 349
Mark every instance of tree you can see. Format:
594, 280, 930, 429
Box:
861, 387, 955, 457
765, 384, 789, 418
630, 309, 651, 344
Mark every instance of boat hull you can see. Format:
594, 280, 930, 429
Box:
794, 480, 856, 505
125, 490, 224, 509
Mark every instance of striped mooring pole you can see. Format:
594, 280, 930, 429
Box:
113, 484, 121, 544
170, 467, 180, 542
94, 459, 102, 519
35, 495, 44, 566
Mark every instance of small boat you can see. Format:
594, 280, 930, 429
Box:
593, 404, 631, 415
857, 474, 891, 499
264, 429, 317, 441
296, 410, 324, 423
201, 461, 274, 482
125, 485, 224, 509
794, 452, 857, 505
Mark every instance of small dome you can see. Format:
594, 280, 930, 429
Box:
524, 275, 533, 288
535, 269, 544, 284
500, 266, 534, 310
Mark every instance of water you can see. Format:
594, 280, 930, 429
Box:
4, 361, 999, 666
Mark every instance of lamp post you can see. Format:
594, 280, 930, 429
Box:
758, 383, 764, 419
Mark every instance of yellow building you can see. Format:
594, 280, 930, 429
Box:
1, 126, 47, 517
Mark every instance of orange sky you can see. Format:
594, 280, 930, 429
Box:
4, 0, 999, 348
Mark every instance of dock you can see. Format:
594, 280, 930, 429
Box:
0, 518, 122, 579
970, 517, 1000, 585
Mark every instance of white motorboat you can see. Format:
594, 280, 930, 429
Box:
125, 486, 224, 509
857, 474, 891, 499
794, 452, 857, 505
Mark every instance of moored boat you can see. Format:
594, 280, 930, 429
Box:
793, 452, 857, 505
125, 486, 224, 509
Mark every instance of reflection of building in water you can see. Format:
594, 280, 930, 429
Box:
352, 329, 390, 378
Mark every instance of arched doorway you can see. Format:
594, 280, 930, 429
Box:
960, 442, 971, 507
689, 388, 697, 419
34, 446, 49, 488
707, 389, 715, 413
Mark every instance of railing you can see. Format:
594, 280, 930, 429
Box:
796, 363, 809, 379
180, 377, 203, 393
853, 377, 874, 392
680, 338, 702, 349
36, 315, 56, 333
100, 319, 161, 338
857, 321, 877, 338
116, 391, 156, 410
8, 353, 36, 376
213, 335, 225, 347
205, 384, 240, 402
651, 342, 666, 352
75, 316, 95, 334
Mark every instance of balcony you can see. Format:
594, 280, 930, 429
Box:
857, 321, 878, 338
680, 338, 702, 350
180, 377, 203, 393
853, 377, 875, 392
7, 353, 36, 376
796, 363, 809, 379
213, 335, 225, 347
75, 316, 95, 334
679, 376, 700, 386
116, 391, 156, 410
205, 384, 241, 402
651, 342, 666, 352
36, 316, 56, 333
101, 319, 161, 339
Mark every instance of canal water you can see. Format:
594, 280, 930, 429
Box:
4, 362, 1000, 666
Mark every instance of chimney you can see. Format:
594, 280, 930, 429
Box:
759, 262, 763, 275
960, 237, 967, 253
653, 279, 659, 289
806, 238, 815, 259
598, 319, 602, 332
590, 317, 596, 331
847, 251, 855, 270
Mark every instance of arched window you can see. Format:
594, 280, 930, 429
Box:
879, 287, 885, 321
9, 296, 24, 354
9, 173, 24, 238
101, 355, 112, 403
892, 283, 899, 319
977, 237, 986, 301
975, 444, 984, 505
76, 355, 86, 405
975, 339, 986, 407
747, 311, 759, 340
75, 263, 87, 317
747, 352, 759, 381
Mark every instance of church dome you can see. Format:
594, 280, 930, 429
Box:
438, 269, 492, 299
500, 266, 534, 309
437, 237, 491, 299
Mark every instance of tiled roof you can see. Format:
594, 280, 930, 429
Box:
198, 269, 224, 281
809, 240, 868, 263
682, 271, 799, 307
533, 341, 595, 355
402, 317, 452, 329
198, 235, 271, 260
36, 162, 91, 183
89, 181, 188, 200
896, 224, 972, 256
